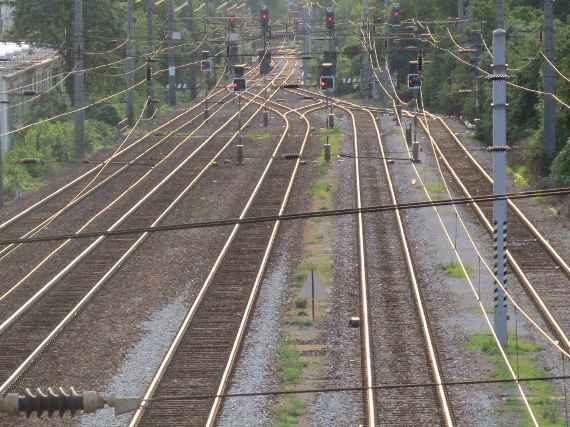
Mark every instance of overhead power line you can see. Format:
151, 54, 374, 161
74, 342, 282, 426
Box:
1, 187, 568, 246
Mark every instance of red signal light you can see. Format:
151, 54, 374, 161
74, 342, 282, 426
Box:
393, 11, 400, 17
261, 12, 268, 21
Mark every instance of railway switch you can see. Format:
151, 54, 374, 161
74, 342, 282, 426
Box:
0, 388, 140, 418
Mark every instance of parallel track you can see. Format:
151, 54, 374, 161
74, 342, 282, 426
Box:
0, 59, 293, 396
129, 77, 321, 426
341, 104, 453, 426
423, 117, 570, 351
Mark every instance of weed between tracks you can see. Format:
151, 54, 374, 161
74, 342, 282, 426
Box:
273, 120, 338, 426
441, 262, 472, 279
467, 333, 565, 426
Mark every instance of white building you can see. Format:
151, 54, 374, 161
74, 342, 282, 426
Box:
0, 43, 60, 153
0, 1, 14, 35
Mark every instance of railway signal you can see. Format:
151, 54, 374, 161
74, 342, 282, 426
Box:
228, 14, 236, 31
320, 76, 335, 91
320, 62, 336, 92
408, 60, 421, 89
325, 7, 335, 30
200, 50, 212, 73
233, 64, 246, 92
260, 6, 269, 33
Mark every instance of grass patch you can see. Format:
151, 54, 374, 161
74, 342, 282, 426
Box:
291, 317, 313, 327
425, 181, 446, 195
441, 262, 471, 279
467, 333, 564, 426
275, 397, 303, 427
295, 297, 308, 309
310, 182, 332, 199
509, 164, 531, 189
277, 338, 305, 384
319, 126, 343, 171
250, 131, 272, 141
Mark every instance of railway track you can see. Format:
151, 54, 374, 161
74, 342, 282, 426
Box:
0, 58, 294, 400
128, 80, 323, 427
0, 51, 274, 248
337, 104, 453, 426
422, 116, 570, 351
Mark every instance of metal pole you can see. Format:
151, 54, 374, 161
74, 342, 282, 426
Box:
311, 269, 315, 320
73, 0, 85, 160
360, 0, 370, 99
167, 0, 177, 107
145, 0, 155, 118
457, 0, 464, 39
303, 5, 311, 87
126, 0, 135, 127
496, 0, 505, 29
186, 1, 197, 100
491, 29, 509, 347
237, 93, 241, 144
544, 0, 556, 163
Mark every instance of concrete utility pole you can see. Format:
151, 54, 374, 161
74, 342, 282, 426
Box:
491, 29, 509, 347
544, 0, 556, 163
167, 0, 177, 106
360, 0, 370, 99
186, 1, 197, 99
497, 0, 505, 29
73, 0, 85, 160
126, 0, 135, 127
303, 4, 311, 87
145, 0, 155, 117
457, 0, 465, 39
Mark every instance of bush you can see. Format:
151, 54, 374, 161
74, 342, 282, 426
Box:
551, 139, 570, 185
88, 104, 121, 126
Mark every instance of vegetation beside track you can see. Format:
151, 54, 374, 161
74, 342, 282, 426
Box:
467, 333, 565, 426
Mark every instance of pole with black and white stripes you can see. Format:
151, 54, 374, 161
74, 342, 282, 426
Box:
490, 29, 509, 346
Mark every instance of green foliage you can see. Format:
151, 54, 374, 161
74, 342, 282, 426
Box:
441, 262, 471, 279
552, 139, 570, 185
274, 397, 303, 427
88, 104, 121, 127
277, 339, 305, 384
467, 333, 564, 426
3, 120, 115, 197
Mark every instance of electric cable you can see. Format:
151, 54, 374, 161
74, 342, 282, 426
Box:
0, 187, 568, 246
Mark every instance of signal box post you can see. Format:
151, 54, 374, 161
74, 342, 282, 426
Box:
233, 64, 247, 144
201, 50, 212, 118
320, 62, 335, 128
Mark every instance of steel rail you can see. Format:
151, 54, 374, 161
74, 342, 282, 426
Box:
418, 116, 570, 353
0, 88, 222, 233
0, 61, 295, 395
0, 64, 290, 341
0, 91, 235, 263
366, 105, 454, 426
436, 117, 570, 279
0, 48, 270, 236
333, 102, 453, 426
128, 68, 300, 426
204, 99, 324, 427
338, 104, 377, 427
0, 89, 242, 304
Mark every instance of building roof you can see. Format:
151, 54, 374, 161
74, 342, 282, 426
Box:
0, 42, 57, 77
